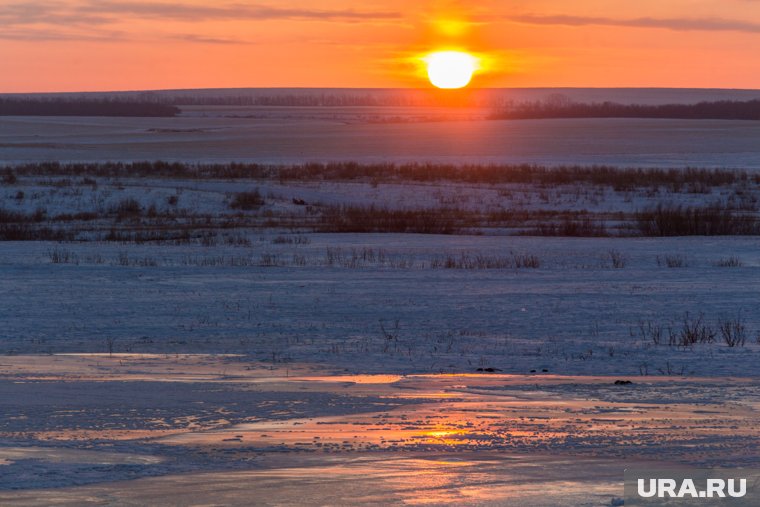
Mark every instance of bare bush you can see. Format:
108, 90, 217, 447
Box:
380, 320, 400, 354
638, 320, 663, 345
675, 313, 715, 346
656, 361, 685, 376
636, 203, 758, 236
526, 218, 609, 237
713, 256, 743, 267
111, 198, 142, 219
0, 225, 69, 241
272, 235, 311, 245
658, 254, 688, 268
513, 253, 540, 269
7, 161, 748, 189
1, 170, 17, 184
49, 248, 78, 264
259, 253, 280, 267
105, 337, 116, 357
719, 316, 747, 347
608, 249, 627, 268
230, 189, 264, 210
318, 205, 460, 234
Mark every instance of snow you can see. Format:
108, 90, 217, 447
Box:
2, 103, 760, 504
2, 234, 759, 377
2, 230, 759, 503
4, 113, 760, 167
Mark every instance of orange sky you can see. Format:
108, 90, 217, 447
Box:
1, 0, 760, 92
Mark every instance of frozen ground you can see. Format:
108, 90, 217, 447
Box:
2, 101, 760, 503
1, 355, 758, 506
4, 111, 760, 167
1, 232, 760, 504
4, 173, 752, 219
2, 234, 760, 376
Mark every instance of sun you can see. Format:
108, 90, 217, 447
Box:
424, 51, 479, 89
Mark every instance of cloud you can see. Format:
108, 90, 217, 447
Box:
0, 1, 109, 26
0, 27, 125, 42
171, 33, 250, 45
507, 13, 760, 34
0, 1, 402, 43
85, 1, 401, 22
0, 1, 401, 27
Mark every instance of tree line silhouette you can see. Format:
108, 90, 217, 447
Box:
5, 94, 760, 119
0, 98, 179, 117
491, 99, 760, 120
165, 92, 476, 107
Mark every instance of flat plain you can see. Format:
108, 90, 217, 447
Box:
2, 97, 760, 506
3, 105, 760, 167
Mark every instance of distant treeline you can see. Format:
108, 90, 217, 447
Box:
491, 99, 760, 120
0, 98, 180, 117
163, 93, 483, 108
166, 94, 407, 107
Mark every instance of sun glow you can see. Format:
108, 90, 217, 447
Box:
424, 51, 479, 89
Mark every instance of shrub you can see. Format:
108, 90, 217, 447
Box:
3, 161, 749, 190
658, 254, 687, 268
608, 249, 626, 268
0, 208, 46, 224
49, 248, 78, 264
513, 253, 540, 269
272, 235, 310, 245
111, 198, 142, 219
713, 256, 742, 267
527, 218, 608, 237
674, 313, 715, 346
719, 316, 747, 347
0, 225, 69, 241
318, 205, 460, 234
53, 211, 98, 222
1, 170, 16, 185
638, 320, 663, 345
230, 189, 265, 210
636, 203, 758, 236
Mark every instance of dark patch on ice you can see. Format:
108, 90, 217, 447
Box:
0, 380, 417, 434
0, 458, 165, 490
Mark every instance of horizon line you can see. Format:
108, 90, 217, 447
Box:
3, 86, 760, 96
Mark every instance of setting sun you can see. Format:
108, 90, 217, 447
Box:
424, 51, 479, 89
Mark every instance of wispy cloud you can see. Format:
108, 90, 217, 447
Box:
0, 1, 401, 26
0, 1, 109, 26
0, 27, 126, 42
82, 1, 401, 22
171, 33, 250, 45
507, 13, 760, 34
0, 1, 402, 43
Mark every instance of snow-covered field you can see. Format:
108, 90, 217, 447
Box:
3, 234, 760, 378
4, 111, 760, 167
2, 105, 760, 505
